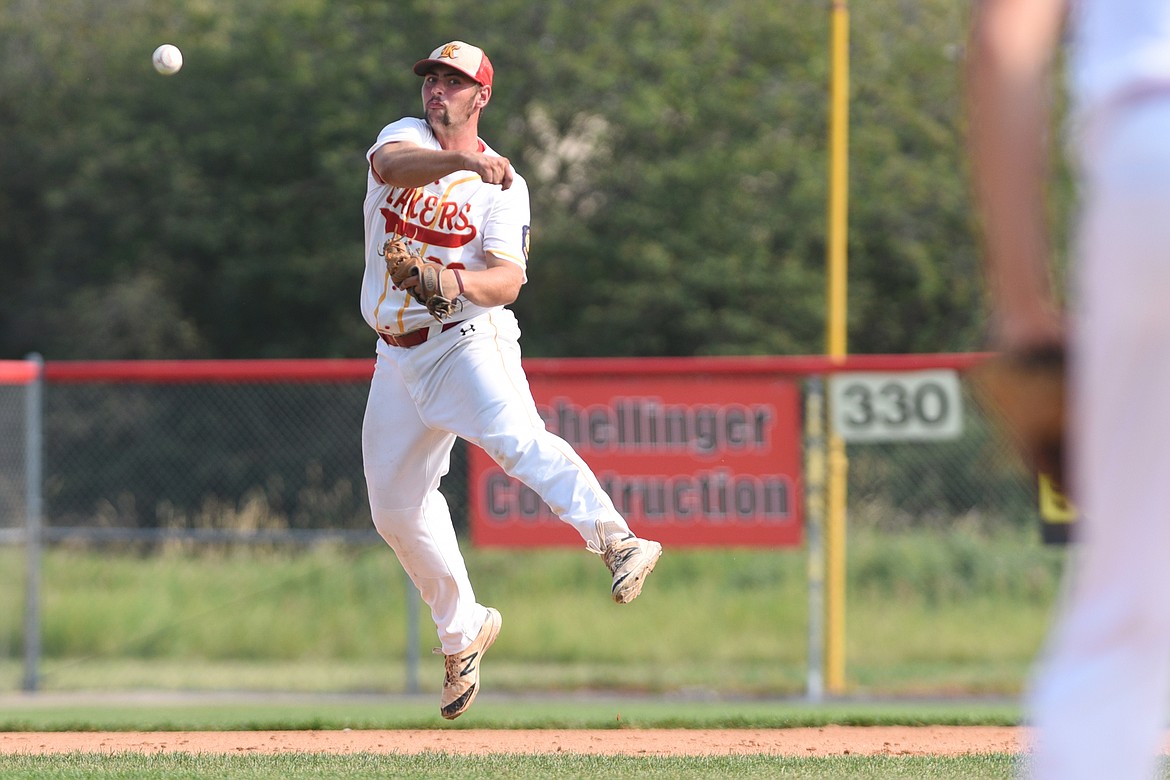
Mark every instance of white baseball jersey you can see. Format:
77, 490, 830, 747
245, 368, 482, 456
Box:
1068, 0, 1170, 126
361, 117, 531, 336
1024, 3, 1170, 779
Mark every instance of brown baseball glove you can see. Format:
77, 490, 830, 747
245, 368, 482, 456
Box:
382, 236, 458, 321
972, 344, 1066, 492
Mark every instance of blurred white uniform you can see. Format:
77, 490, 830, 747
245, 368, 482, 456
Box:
1026, 2, 1170, 778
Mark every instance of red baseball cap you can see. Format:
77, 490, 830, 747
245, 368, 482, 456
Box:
413, 41, 494, 87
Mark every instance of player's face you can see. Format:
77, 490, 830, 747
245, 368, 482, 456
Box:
421, 67, 486, 129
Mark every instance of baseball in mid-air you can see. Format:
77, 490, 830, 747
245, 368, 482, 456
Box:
152, 44, 183, 75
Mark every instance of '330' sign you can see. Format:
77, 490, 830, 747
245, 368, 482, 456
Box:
828, 370, 963, 442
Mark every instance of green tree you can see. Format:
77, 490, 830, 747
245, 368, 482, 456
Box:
0, 0, 1062, 360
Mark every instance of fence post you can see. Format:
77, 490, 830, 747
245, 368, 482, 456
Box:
804, 376, 826, 701
404, 570, 420, 694
22, 353, 44, 693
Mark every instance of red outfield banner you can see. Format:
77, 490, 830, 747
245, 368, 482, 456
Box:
469, 365, 804, 548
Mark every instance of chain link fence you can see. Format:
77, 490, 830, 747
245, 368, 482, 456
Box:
0, 384, 28, 542
43, 379, 384, 540
0, 356, 1046, 695
5, 358, 1041, 542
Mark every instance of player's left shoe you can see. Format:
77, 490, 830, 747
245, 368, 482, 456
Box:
598, 534, 662, 604
438, 607, 502, 720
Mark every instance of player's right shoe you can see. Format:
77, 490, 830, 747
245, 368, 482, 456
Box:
598, 534, 663, 604
438, 607, 502, 720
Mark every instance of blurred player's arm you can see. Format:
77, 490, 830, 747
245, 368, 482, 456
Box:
371, 141, 513, 190
965, 0, 1068, 352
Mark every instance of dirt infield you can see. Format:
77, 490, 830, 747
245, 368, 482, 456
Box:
0, 727, 1026, 756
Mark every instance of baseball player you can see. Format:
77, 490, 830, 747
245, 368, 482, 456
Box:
360, 41, 663, 720
969, 1, 1170, 778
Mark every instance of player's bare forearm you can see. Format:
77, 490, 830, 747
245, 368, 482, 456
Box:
371, 142, 513, 190
966, 0, 1067, 350
371, 142, 470, 188
442, 257, 523, 308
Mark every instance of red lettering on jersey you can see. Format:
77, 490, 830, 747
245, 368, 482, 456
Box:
390, 188, 414, 214
456, 203, 473, 232
380, 208, 479, 248
418, 195, 438, 227
437, 201, 461, 229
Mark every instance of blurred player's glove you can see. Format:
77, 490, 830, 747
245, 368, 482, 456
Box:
382, 236, 458, 321
973, 344, 1066, 492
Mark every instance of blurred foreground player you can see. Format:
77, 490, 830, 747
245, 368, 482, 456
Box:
359, 41, 662, 720
968, 1, 1170, 777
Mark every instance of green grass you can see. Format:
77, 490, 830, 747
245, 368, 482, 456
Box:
0, 752, 1028, 780
0, 526, 1065, 697
0, 694, 1022, 731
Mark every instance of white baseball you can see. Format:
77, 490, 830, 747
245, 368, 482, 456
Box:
152, 44, 183, 75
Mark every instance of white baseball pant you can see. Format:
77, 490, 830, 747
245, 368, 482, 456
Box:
362, 309, 631, 654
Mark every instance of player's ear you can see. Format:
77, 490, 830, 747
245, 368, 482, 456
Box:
475, 84, 491, 110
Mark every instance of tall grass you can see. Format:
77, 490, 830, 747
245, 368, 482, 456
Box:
0, 525, 1066, 696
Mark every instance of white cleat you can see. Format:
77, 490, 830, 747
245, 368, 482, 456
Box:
438, 607, 502, 720
599, 534, 663, 604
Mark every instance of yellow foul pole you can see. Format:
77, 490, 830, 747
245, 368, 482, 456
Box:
824, 0, 850, 694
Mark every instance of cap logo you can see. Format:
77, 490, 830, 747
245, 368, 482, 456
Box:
414, 41, 492, 87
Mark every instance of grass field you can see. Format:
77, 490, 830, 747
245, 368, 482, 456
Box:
0, 693, 1021, 731
0, 527, 1078, 778
0, 752, 1026, 779
0, 695, 1032, 779
0, 526, 1065, 698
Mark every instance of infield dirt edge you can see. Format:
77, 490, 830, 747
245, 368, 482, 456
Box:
0, 726, 1028, 756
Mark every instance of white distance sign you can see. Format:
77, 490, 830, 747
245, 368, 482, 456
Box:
829, 370, 963, 442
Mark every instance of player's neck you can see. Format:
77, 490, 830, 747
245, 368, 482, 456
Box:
430, 122, 481, 153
